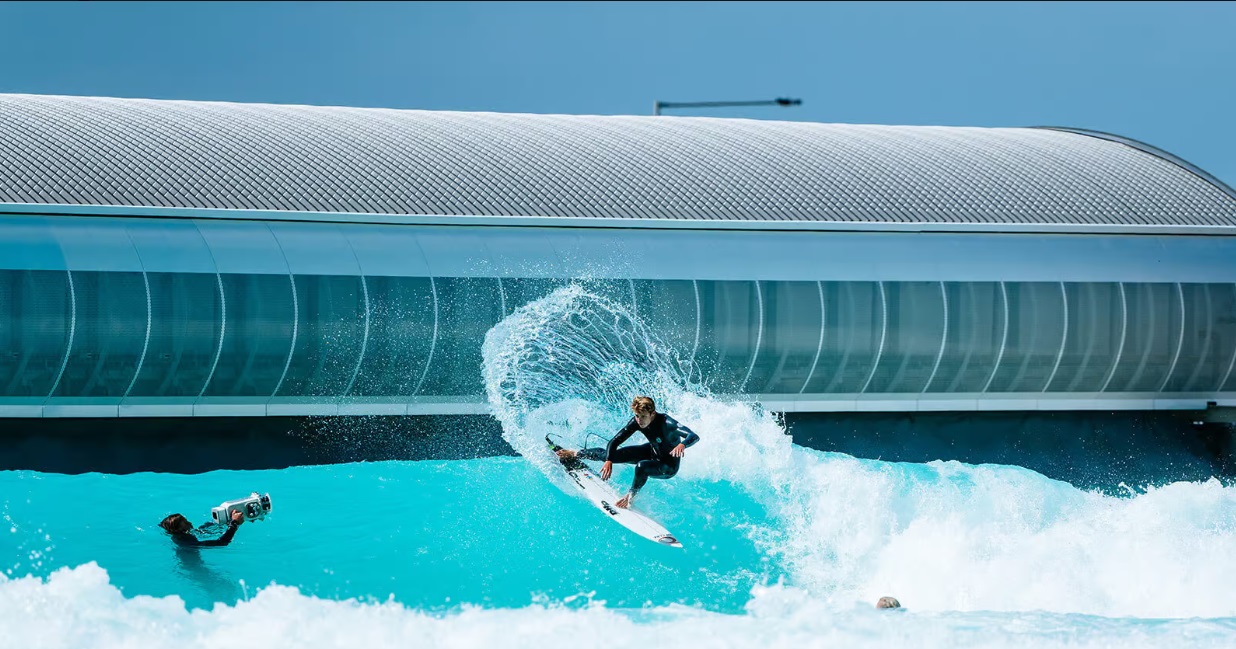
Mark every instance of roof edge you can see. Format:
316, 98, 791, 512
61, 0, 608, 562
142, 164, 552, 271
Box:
1036, 126, 1236, 206
3, 202, 1236, 237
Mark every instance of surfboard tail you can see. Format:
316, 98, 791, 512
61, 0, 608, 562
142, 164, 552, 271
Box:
655, 534, 683, 549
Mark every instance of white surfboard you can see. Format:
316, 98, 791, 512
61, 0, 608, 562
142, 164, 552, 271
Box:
547, 436, 683, 548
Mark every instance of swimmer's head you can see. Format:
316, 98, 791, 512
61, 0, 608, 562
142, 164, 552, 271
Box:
160, 513, 192, 534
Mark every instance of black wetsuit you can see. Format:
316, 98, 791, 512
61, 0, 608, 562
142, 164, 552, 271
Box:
170, 522, 240, 548
579, 413, 700, 495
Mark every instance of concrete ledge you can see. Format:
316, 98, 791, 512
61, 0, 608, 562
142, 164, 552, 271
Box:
119, 403, 196, 417
266, 403, 339, 417
194, 403, 268, 417
338, 402, 409, 416
43, 404, 119, 418
0, 405, 44, 417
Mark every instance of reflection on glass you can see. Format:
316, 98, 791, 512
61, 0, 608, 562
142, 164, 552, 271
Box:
500, 278, 569, 316
929, 282, 1004, 393
53, 271, 147, 398
866, 282, 945, 393
747, 281, 824, 394
0, 270, 72, 397
632, 279, 699, 379
127, 273, 220, 397
7, 273, 1236, 403
276, 275, 366, 397
1172, 284, 1235, 392
804, 282, 883, 393
419, 277, 504, 396
203, 274, 296, 397
986, 282, 1065, 392
1048, 282, 1121, 393
695, 281, 761, 393
350, 276, 436, 397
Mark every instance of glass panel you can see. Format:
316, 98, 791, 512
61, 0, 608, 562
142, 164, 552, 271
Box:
350, 276, 436, 397
694, 281, 761, 394
414, 230, 495, 277
202, 274, 296, 397
501, 278, 570, 316
866, 282, 946, 393
1048, 283, 1121, 393
986, 282, 1066, 392
1108, 284, 1180, 392
1219, 285, 1236, 393
632, 280, 699, 378
269, 222, 360, 275
929, 282, 1004, 393
419, 277, 504, 396
343, 225, 432, 277
803, 282, 884, 393
125, 218, 217, 273
126, 272, 220, 397
51, 218, 144, 272
576, 279, 637, 315
1172, 284, 1233, 392
548, 229, 637, 280
485, 228, 568, 279
276, 275, 366, 397
0, 270, 71, 397
194, 220, 288, 274
747, 281, 825, 394
52, 271, 147, 398
0, 216, 66, 271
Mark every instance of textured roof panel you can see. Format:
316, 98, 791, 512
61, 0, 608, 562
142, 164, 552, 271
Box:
0, 93, 1233, 227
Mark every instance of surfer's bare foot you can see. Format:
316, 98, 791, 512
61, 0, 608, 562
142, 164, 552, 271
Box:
555, 449, 577, 460
615, 494, 633, 509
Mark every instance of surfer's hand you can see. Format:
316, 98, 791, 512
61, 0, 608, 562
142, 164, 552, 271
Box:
601, 461, 613, 481
671, 443, 686, 458
615, 494, 632, 509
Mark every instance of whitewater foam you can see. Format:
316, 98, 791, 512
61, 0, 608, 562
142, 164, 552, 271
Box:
5, 563, 1236, 649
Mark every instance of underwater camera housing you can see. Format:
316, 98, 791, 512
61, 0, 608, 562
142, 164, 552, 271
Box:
211, 492, 272, 525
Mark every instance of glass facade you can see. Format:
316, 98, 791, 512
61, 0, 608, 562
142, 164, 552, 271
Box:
7, 268, 1236, 402
3, 213, 1236, 414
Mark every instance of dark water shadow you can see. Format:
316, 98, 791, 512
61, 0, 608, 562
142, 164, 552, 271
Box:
3, 412, 1231, 493
784, 410, 1234, 493
0, 415, 514, 474
170, 545, 244, 607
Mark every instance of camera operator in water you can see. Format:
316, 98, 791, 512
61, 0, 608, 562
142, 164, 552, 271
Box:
159, 492, 271, 548
159, 510, 244, 548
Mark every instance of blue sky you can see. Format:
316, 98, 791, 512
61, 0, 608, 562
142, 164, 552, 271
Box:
2, 1, 1233, 186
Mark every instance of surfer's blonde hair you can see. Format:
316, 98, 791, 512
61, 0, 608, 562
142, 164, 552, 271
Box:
632, 396, 656, 414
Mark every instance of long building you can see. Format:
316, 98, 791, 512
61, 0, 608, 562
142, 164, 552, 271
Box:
3, 94, 1236, 420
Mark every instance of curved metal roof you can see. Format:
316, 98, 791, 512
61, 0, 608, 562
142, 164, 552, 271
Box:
0, 93, 1233, 227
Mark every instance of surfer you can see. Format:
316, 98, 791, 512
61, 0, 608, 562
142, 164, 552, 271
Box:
556, 396, 700, 509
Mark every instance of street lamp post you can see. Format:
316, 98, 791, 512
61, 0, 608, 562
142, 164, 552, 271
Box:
653, 97, 802, 116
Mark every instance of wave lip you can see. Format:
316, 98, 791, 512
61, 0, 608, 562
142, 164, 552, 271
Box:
477, 286, 1236, 621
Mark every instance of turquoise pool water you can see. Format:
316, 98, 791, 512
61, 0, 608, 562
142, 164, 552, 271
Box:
4, 286, 1236, 648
